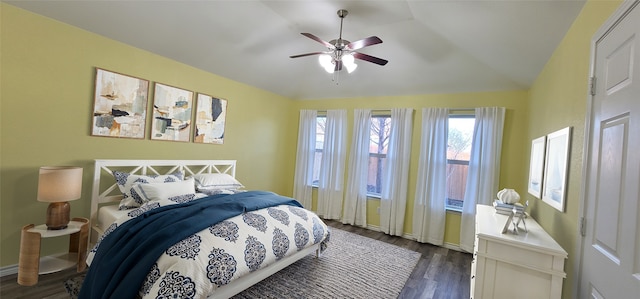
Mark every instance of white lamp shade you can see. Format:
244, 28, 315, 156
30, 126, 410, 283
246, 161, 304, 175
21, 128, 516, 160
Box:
37, 166, 83, 202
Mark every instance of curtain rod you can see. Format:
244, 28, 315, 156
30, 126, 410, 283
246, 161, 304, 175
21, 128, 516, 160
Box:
315, 109, 389, 115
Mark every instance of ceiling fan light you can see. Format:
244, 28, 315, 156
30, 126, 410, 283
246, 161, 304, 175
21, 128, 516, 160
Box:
324, 64, 335, 73
342, 53, 354, 64
346, 63, 357, 73
318, 54, 334, 73
343, 54, 357, 73
318, 54, 330, 65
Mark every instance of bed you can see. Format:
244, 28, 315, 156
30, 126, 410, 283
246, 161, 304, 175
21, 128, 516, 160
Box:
84, 159, 330, 299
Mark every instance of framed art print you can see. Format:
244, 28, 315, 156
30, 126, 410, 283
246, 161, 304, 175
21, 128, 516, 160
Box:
151, 83, 193, 142
91, 68, 149, 138
542, 127, 572, 212
194, 93, 227, 144
527, 136, 546, 198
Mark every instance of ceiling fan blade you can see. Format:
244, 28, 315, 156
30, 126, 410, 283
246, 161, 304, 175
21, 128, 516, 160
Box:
301, 33, 335, 49
353, 52, 388, 66
346, 36, 383, 51
289, 52, 325, 58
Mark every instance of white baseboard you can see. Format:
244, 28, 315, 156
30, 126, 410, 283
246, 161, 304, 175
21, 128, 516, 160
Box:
365, 224, 415, 240
364, 223, 465, 252
443, 242, 464, 252
0, 264, 18, 277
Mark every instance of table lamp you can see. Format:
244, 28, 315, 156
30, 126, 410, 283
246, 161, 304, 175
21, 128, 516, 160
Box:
37, 166, 83, 230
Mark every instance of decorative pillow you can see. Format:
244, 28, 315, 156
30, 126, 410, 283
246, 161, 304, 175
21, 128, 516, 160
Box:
198, 188, 247, 196
113, 171, 184, 209
190, 173, 244, 191
132, 179, 196, 203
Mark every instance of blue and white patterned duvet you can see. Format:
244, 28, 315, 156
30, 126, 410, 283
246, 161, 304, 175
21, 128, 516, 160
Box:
87, 194, 330, 299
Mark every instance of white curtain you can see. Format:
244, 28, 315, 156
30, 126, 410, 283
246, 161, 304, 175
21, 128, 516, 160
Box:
317, 110, 347, 219
342, 109, 372, 226
413, 108, 449, 245
292, 109, 317, 209
459, 107, 505, 252
380, 108, 414, 236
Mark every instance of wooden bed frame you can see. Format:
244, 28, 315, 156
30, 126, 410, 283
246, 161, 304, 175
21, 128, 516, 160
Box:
90, 159, 321, 299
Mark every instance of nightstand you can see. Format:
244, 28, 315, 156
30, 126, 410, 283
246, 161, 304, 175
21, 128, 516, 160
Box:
17, 217, 89, 286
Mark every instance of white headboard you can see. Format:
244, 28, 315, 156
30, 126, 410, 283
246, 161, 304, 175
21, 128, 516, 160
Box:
90, 159, 236, 241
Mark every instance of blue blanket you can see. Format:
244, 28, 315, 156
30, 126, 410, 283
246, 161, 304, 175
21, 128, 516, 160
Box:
79, 191, 302, 299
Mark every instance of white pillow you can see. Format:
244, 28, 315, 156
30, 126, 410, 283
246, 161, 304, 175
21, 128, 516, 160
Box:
132, 179, 196, 202
113, 171, 184, 209
190, 173, 244, 191
198, 188, 247, 196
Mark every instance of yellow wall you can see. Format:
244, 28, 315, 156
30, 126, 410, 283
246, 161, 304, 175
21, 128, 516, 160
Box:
295, 91, 530, 244
0, 4, 298, 266
1, 3, 529, 267
2, 3, 627, 298
526, 1, 622, 298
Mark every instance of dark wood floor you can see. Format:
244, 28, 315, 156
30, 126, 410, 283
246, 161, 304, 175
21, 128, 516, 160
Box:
0, 267, 80, 299
0, 220, 472, 299
324, 220, 472, 299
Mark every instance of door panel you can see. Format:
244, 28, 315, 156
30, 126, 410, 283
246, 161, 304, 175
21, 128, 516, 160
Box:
604, 36, 633, 94
580, 1, 640, 298
593, 116, 628, 265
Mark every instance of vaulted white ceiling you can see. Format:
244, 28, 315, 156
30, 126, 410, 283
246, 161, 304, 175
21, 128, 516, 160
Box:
6, 0, 586, 100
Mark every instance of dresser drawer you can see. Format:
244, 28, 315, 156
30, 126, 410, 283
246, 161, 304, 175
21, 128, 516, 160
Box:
480, 237, 557, 271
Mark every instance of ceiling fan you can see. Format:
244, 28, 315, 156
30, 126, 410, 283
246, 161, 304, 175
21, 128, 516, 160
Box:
290, 9, 388, 74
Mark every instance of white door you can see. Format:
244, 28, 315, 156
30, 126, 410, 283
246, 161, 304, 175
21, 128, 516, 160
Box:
579, 1, 640, 298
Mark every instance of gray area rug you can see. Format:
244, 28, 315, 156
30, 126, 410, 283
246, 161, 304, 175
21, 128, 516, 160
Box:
66, 228, 421, 298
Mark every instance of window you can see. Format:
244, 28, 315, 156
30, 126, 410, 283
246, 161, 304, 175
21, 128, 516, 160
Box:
367, 115, 391, 197
312, 116, 326, 186
446, 115, 475, 210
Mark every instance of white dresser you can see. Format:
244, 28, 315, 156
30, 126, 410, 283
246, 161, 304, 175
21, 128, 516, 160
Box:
471, 204, 567, 299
